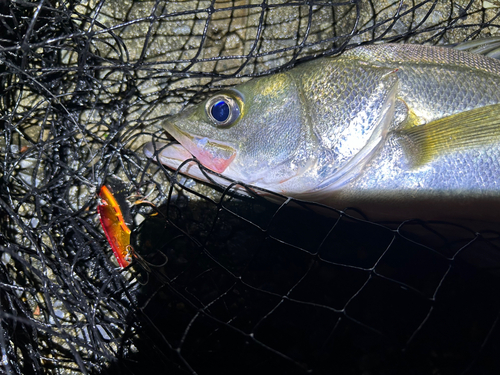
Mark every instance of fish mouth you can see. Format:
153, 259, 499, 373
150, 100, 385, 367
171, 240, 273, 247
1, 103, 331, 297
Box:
147, 125, 237, 174
144, 141, 194, 167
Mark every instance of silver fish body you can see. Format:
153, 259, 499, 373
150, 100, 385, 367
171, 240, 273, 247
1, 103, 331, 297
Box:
146, 43, 500, 225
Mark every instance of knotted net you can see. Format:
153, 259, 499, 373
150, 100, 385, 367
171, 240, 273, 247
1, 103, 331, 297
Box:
1, 0, 500, 374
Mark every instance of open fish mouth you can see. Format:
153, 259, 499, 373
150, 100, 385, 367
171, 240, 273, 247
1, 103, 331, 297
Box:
144, 125, 237, 174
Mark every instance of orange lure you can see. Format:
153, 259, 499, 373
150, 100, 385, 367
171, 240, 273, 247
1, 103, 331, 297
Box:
97, 184, 133, 268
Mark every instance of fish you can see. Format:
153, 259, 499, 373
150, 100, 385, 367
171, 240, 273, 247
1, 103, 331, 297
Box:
145, 42, 500, 227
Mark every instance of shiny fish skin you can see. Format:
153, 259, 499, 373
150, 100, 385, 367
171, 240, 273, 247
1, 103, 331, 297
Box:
146, 43, 500, 224
321, 45, 500, 217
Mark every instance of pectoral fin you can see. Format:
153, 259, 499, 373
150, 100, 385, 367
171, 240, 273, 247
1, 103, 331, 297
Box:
399, 103, 500, 167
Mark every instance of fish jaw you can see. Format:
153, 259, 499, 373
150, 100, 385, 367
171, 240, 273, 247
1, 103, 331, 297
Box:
165, 124, 237, 174
144, 141, 193, 167
144, 141, 247, 190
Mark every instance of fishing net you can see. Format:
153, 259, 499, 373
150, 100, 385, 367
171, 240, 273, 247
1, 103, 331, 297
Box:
1, 0, 500, 373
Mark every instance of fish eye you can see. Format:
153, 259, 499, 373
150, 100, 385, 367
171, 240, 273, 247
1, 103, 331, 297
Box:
206, 94, 241, 127
212, 100, 229, 122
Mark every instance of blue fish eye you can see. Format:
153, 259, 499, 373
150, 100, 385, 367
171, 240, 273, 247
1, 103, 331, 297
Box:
211, 100, 230, 122
206, 94, 241, 127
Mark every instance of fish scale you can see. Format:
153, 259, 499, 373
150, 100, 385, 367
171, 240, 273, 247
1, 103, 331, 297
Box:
145, 42, 500, 227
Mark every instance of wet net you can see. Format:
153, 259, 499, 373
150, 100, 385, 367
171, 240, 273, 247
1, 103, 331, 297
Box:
2, 0, 500, 374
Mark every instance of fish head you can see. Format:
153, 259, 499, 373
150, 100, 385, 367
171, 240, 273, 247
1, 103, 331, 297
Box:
150, 72, 314, 190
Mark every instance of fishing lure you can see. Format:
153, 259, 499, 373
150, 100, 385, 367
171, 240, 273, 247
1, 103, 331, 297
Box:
97, 182, 133, 268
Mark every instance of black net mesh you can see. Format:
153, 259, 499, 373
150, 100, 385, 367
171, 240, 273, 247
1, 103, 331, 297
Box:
2, 0, 500, 374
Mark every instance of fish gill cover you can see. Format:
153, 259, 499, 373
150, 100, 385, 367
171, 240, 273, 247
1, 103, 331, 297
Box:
1, 0, 500, 374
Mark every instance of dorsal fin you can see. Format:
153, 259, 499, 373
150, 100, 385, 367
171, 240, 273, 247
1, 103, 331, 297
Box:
452, 37, 500, 60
